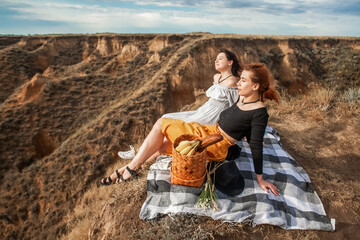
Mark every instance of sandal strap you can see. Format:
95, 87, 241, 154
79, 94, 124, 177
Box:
115, 170, 121, 178
119, 175, 125, 182
116, 175, 125, 183
107, 176, 113, 184
99, 176, 112, 186
126, 166, 139, 179
115, 169, 125, 183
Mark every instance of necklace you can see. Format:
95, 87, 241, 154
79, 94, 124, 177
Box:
218, 74, 233, 83
241, 98, 260, 106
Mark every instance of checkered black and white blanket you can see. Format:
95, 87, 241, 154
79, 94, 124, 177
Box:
139, 127, 335, 231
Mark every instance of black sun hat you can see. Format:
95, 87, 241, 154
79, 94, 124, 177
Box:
209, 160, 245, 196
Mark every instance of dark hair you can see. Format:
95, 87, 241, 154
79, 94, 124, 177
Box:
219, 49, 241, 77
243, 63, 280, 104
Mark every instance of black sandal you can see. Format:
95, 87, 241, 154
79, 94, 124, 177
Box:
100, 170, 123, 186
115, 169, 125, 183
125, 166, 141, 179
99, 176, 113, 186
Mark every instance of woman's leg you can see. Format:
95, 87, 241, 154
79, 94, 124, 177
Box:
144, 137, 168, 163
101, 118, 165, 183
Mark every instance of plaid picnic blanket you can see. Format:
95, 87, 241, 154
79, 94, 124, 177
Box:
139, 126, 335, 231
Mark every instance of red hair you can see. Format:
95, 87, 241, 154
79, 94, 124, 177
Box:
242, 63, 280, 104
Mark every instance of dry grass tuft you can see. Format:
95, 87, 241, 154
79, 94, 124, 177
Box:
61, 159, 154, 240
310, 88, 336, 111
343, 88, 360, 103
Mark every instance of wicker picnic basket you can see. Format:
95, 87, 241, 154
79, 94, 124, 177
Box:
170, 134, 207, 187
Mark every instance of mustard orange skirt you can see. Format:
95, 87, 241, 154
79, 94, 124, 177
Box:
161, 118, 233, 162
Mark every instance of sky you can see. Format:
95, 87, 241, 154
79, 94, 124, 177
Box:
0, 0, 359, 36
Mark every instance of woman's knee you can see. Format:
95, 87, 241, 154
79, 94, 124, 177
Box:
153, 118, 163, 131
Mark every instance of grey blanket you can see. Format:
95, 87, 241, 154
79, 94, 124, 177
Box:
139, 127, 335, 231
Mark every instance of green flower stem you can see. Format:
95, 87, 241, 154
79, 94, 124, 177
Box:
196, 161, 224, 211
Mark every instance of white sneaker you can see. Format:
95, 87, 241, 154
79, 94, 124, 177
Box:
118, 145, 136, 160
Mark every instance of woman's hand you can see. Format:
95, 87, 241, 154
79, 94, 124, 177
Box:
257, 175, 280, 196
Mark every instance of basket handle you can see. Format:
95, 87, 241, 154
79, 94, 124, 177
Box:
197, 134, 223, 152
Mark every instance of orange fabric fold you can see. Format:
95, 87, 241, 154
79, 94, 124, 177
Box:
161, 118, 233, 162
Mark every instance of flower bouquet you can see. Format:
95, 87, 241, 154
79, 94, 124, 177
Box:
196, 161, 224, 211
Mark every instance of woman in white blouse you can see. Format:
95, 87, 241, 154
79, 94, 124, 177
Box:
118, 49, 241, 160
162, 49, 240, 124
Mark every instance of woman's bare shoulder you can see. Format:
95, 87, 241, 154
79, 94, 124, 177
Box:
223, 76, 238, 87
213, 73, 221, 82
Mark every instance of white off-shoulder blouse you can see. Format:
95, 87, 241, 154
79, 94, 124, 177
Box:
162, 83, 239, 125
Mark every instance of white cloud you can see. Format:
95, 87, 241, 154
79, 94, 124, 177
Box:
1, 0, 359, 36
133, 12, 163, 27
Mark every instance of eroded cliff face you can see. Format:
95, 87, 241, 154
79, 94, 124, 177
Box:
0, 33, 359, 239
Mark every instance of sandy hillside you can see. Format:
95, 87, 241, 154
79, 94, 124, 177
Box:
0, 33, 359, 240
